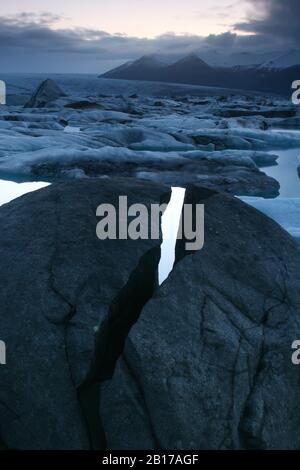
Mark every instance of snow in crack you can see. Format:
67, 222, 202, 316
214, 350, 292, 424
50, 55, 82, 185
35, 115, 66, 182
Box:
159, 187, 186, 285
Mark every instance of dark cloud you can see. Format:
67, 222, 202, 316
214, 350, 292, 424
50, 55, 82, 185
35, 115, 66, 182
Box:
205, 32, 237, 48
235, 0, 300, 45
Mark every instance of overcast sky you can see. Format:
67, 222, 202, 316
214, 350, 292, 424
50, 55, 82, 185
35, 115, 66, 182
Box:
1, 0, 248, 37
0, 0, 299, 73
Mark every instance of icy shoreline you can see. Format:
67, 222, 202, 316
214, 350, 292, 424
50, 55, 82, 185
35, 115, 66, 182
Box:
0, 77, 296, 194
0, 75, 299, 242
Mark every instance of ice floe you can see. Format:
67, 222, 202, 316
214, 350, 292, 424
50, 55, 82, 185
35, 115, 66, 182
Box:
0, 76, 298, 199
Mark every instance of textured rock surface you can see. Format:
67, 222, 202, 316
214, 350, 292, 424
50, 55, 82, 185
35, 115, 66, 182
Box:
0, 178, 169, 449
1, 178, 299, 451
25, 79, 66, 108
100, 187, 300, 450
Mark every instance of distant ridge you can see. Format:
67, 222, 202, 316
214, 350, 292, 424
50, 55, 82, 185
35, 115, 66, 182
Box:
163, 54, 216, 86
102, 55, 167, 82
101, 54, 300, 95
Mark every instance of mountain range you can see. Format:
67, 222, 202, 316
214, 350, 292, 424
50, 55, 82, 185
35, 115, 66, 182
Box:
101, 53, 300, 95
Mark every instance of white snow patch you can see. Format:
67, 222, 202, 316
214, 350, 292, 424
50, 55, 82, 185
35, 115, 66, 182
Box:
0, 179, 50, 206
159, 187, 186, 284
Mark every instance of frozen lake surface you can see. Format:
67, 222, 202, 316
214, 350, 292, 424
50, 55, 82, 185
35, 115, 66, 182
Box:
3, 74, 261, 104
264, 131, 300, 198
243, 131, 300, 243
241, 196, 300, 243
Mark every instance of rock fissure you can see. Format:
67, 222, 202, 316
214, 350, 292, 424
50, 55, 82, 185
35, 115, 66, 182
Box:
76, 188, 174, 449
122, 348, 162, 449
77, 244, 161, 449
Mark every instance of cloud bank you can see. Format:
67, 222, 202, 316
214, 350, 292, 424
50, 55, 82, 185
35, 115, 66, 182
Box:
235, 0, 300, 44
0, 1, 299, 73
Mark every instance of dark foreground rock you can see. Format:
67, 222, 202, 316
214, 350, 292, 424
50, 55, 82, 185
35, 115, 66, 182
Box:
25, 79, 66, 108
1, 179, 299, 450
0, 178, 169, 449
100, 186, 300, 450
